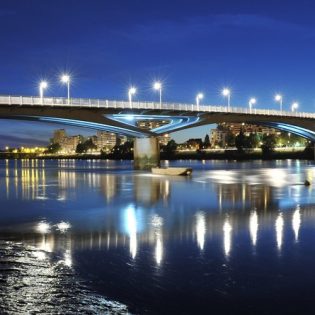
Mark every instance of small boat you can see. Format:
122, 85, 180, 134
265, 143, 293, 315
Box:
151, 167, 192, 176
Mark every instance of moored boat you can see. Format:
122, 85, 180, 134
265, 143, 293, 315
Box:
151, 167, 192, 176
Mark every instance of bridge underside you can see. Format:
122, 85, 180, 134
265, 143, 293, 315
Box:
0, 106, 315, 141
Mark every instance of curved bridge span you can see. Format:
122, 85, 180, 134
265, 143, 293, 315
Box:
1, 95, 315, 141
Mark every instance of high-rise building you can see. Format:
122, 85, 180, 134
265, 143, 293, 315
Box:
210, 123, 281, 148
210, 129, 227, 148
53, 129, 66, 144
60, 136, 81, 154
218, 122, 279, 137
94, 131, 117, 150
52, 129, 80, 154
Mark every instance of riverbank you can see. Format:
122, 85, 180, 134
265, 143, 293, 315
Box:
0, 148, 313, 160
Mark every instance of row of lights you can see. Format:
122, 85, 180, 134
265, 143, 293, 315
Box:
127, 87, 299, 112
39, 76, 299, 112
39, 74, 70, 103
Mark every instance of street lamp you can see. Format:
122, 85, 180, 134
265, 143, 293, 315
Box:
291, 102, 299, 112
275, 94, 283, 111
249, 98, 256, 112
153, 81, 162, 108
222, 88, 231, 109
128, 87, 136, 107
61, 74, 71, 104
196, 93, 204, 110
39, 81, 48, 103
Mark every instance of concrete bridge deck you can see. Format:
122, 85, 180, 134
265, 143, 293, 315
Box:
0, 95, 314, 119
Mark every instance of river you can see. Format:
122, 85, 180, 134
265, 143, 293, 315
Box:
1, 159, 315, 314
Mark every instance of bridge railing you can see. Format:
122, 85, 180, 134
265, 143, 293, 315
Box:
0, 95, 315, 119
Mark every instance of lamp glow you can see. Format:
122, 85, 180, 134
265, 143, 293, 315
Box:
275, 94, 283, 111
222, 88, 231, 109
128, 87, 137, 108
61, 74, 71, 104
39, 81, 48, 102
153, 81, 162, 108
153, 81, 162, 90
249, 98, 256, 112
291, 102, 299, 112
196, 93, 204, 110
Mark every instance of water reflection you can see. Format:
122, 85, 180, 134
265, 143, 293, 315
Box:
292, 206, 301, 242
2, 160, 315, 261
223, 217, 232, 257
3, 160, 47, 200
125, 205, 138, 259
14, 201, 315, 268
2, 160, 315, 314
275, 212, 284, 251
151, 214, 164, 265
196, 211, 206, 251
249, 210, 258, 246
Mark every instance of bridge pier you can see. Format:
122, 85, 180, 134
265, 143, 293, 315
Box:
133, 137, 160, 170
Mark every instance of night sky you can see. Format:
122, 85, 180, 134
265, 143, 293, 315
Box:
1, 0, 315, 146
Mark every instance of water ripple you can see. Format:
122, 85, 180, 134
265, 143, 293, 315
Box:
0, 241, 130, 315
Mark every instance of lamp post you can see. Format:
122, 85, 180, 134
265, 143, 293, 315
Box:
275, 94, 283, 112
196, 93, 204, 111
291, 102, 299, 112
153, 81, 162, 109
249, 98, 256, 113
39, 81, 48, 104
61, 74, 71, 104
222, 88, 231, 109
128, 87, 136, 108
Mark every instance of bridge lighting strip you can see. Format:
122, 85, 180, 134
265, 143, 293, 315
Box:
256, 121, 315, 141
22, 116, 148, 137
106, 114, 200, 134
152, 116, 200, 134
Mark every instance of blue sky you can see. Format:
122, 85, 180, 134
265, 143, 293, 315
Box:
1, 0, 315, 146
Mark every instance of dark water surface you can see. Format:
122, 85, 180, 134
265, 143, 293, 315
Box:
1, 159, 315, 314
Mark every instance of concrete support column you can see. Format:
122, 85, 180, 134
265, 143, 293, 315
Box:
133, 137, 160, 170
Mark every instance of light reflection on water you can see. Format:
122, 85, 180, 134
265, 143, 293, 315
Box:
1, 159, 315, 314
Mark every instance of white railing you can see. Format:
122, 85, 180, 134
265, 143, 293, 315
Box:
0, 95, 315, 119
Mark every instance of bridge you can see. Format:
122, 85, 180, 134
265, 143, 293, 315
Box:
1, 95, 315, 168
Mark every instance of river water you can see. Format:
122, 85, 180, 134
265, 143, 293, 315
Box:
1, 159, 315, 314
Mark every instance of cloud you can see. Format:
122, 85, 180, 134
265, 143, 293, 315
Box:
119, 14, 314, 43
0, 135, 47, 148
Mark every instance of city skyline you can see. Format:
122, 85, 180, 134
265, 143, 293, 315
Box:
1, 0, 315, 145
